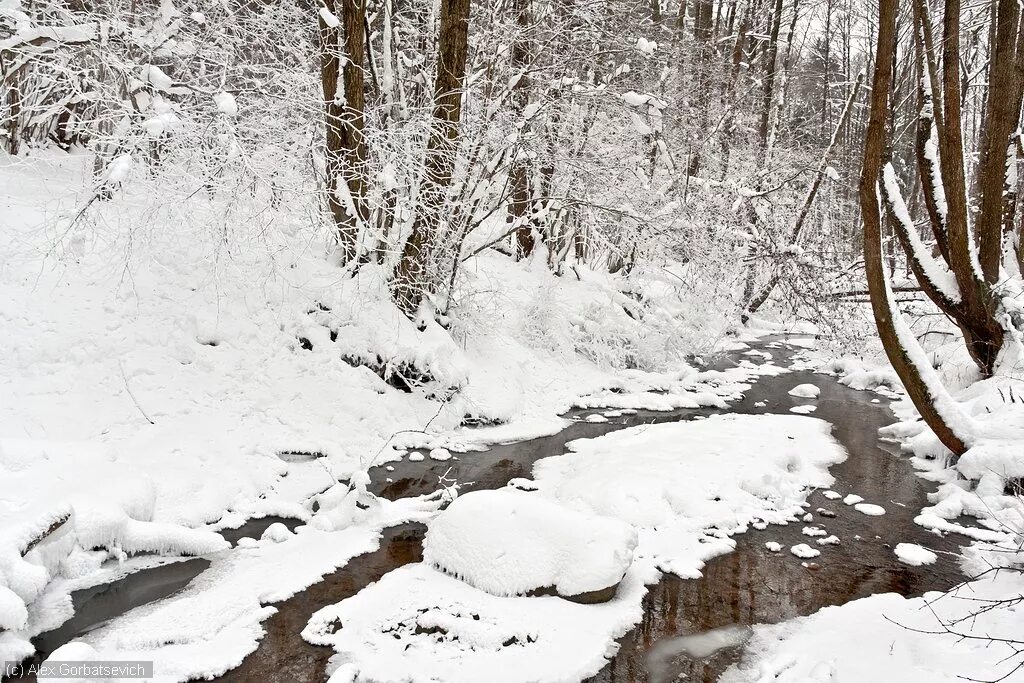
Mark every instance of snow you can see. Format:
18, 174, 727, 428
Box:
213, 91, 237, 117
789, 544, 820, 559
529, 414, 847, 579
913, 514, 1008, 542
423, 489, 636, 598
764, 542, 782, 552
0, 24, 97, 50
307, 414, 848, 680
789, 404, 816, 414
821, 490, 842, 500
816, 535, 840, 546
584, 413, 608, 423
142, 64, 174, 91
428, 447, 452, 461
0, 155, 738, 670
853, 503, 886, 516
801, 526, 827, 537
787, 383, 820, 398
843, 494, 863, 505
408, 452, 426, 462
881, 163, 962, 304
102, 154, 134, 184
304, 562, 653, 683
894, 543, 937, 566
635, 37, 657, 55
721, 573, 1024, 683
39, 493, 443, 681
318, 6, 340, 27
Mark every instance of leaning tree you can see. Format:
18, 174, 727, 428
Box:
860, 0, 1024, 456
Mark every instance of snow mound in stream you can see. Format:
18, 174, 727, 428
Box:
423, 489, 637, 598
788, 384, 820, 399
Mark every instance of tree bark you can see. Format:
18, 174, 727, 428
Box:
860, 0, 971, 456
391, 0, 472, 316
320, 0, 369, 263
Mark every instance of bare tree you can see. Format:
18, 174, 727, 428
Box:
860, 0, 1024, 456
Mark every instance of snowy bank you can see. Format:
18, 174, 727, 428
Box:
721, 571, 1024, 683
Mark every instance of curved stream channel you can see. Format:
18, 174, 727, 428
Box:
10, 336, 969, 683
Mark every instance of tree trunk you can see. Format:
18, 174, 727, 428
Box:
758, 0, 784, 161
320, 0, 369, 264
860, 0, 972, 456
391, 0, 472, 316
510, 0, 535, 260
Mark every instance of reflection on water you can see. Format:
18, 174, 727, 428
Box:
7, 558, 210, 683
218, 524, 425, 682
588, 345, 966, 683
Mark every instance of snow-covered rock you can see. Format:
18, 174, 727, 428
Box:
303, 562, 651, 683
428, 448, 452, 461
894, 543, 937, 566
788, 384, 820, 399
790, 544, 820, 559
854, 503, 886, 516
260, 522, 293, 543
423, 489, 637, 600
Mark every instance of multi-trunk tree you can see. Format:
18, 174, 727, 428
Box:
860, 0, 1024, 455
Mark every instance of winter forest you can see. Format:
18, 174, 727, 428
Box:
1, 0, 1023, 679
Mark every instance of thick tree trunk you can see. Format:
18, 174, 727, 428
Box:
320, 0, 369, 263
510, 0, 535, 260
976, 0, 1024, 283
391, 0, 472, 316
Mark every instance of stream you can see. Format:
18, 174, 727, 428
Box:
8, 336, 969, 683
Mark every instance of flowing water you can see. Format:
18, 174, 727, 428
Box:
8, 336, 970, 683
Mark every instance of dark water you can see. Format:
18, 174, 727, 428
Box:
7, 559, 210, 681
223, 524, 425, 681
10, 337, 970, 683
588, 346, 966, 683
5, 516, 300, 682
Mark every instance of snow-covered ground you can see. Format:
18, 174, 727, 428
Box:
721, 569, 1024, 683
